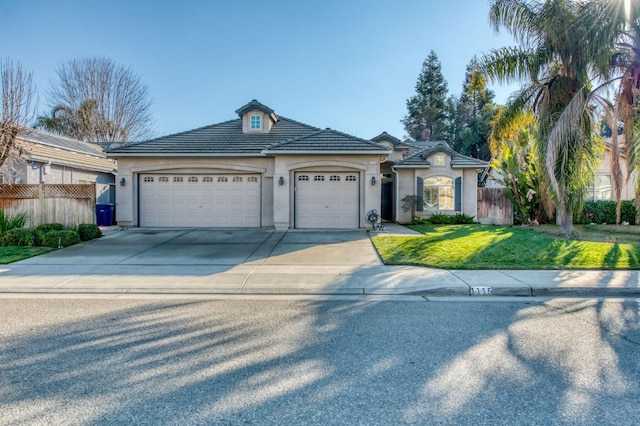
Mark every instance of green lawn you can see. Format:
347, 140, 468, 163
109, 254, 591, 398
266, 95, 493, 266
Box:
371, 224, 640, 269
0, 246, 55, 264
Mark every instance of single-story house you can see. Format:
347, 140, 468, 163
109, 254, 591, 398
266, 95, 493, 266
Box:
392, 141, 488, 223
106, 100, 488, 228
107, 100, 391, 229
2, 129, 117, 204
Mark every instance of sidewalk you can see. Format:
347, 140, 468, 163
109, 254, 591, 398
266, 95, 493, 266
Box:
0, 224, 638, 298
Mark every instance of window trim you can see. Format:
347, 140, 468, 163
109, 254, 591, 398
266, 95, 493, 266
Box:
250, 115, 262, 130
422, 176, 455, 211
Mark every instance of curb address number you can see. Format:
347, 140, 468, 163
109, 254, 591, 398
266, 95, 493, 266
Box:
471, 286, 493, 295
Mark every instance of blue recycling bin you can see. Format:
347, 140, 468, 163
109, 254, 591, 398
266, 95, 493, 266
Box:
96, 203, 114, 226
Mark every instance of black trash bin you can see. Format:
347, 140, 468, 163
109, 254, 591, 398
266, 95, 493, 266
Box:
96, 203, 114, 226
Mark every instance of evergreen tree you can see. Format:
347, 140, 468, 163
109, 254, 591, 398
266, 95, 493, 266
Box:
402, 51, 449, 140
451, 59, 498, 160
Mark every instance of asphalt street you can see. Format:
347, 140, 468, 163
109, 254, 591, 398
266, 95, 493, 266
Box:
1, 297, 639, 425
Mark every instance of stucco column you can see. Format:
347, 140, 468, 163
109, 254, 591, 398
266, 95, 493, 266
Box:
115, 173, 134, 226
273, 159, 290, 229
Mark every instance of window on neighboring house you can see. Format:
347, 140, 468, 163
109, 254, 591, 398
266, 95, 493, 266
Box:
423, 176, 454, 210
586, 174, 612, 201
250, 115, 261, 130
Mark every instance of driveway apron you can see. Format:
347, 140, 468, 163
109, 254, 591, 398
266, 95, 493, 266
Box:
0, 228, 384, 293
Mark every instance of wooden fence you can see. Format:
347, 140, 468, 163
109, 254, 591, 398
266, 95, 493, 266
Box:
477, 188, 513, 225
0, 184, 96, 228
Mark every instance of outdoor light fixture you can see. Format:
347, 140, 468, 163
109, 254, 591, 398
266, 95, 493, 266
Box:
120, 177, 126, 187
371, 176, 376, 186
279, 176, 284, 185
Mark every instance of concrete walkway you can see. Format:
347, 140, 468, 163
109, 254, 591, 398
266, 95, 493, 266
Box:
0, 223, 638, 297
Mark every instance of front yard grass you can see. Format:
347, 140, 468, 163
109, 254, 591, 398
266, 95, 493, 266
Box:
0, 246, 55, 264
371, 224, 640, 269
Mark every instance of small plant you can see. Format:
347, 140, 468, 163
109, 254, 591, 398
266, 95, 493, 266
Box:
77, 224, 102, 241
0, 210, 28, 235
2, 228, 39, 246
400, 195, 421, 221
36, 223, 64, 233
40, 230, 80, 248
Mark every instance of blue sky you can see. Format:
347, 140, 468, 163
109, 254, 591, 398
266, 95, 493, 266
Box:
2, 0, 519, 141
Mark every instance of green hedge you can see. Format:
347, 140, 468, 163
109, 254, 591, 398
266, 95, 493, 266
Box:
2, 228, 39, 246
578, 200, 637, 225
411, 213, 476, 225
40, 230, 80, 248
36, 223, 64, 233
77, 224, 102, 241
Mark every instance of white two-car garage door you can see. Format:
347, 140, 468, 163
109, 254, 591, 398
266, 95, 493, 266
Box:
139, 174, 261, 227
294, 172, 359, 228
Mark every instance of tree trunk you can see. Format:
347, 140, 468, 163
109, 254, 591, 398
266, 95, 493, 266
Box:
559, 207, 574, 235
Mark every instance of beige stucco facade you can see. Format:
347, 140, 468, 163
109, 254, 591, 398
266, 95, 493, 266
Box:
394, 151, 484, 223
115, 154, 382, 229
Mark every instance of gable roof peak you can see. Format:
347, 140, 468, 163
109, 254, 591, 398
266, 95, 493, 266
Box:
235, 99, 278, 121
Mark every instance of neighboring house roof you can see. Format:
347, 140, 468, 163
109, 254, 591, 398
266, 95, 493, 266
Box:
263, 128, 390, 154
394, 140, 488, 169
21, 129, 117, 174
107, 101, 391, 157
370, 131, 411, 150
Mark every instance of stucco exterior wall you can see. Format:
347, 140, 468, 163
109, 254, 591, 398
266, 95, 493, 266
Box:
394, 167, 481, 223
115, 155, 382, 229
594, 151, 637, 201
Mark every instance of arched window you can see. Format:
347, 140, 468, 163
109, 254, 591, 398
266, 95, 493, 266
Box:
423, 177, 454, 210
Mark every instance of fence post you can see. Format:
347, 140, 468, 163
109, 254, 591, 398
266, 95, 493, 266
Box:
39, 183, 45, 226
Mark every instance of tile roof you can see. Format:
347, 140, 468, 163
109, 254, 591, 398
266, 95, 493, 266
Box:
395, 141, 488, 169
107, 114, 389, 156
370, 132, 410, 150
264, 128, 390, 153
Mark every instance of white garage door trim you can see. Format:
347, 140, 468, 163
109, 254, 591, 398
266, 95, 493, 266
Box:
139, 173, 261, 227
294, 171, 360, 229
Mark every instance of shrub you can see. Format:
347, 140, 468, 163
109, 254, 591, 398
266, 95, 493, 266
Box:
77, 224, 102, 241
36, 223, 64, 233
40, 230, 80, 248
2, 228, 39, 246
578, 200, 637, 225
0, 210, 28, 235
410, 213, 477, 225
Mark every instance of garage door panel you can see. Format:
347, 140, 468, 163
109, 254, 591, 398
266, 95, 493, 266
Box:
140, 174, 261, 227
295, 172, 359, 229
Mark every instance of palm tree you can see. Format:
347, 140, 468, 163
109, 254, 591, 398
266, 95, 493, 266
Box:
481, 0, 615, 234
593, 0, 640, 223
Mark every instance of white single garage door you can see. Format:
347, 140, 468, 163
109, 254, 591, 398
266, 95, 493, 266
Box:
139, 174, 261, 227
294, 172, 359, 228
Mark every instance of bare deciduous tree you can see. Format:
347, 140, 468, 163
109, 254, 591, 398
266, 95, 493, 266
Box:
41, 57, 154, 143
0, 58, 36, 176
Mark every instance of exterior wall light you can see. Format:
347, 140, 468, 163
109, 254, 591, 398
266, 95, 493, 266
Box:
279, 176, 284, 185
120, 177, 126, 187
371, 176, 376, 186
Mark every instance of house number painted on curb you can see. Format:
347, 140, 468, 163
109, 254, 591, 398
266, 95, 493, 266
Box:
471, 286, 493, 295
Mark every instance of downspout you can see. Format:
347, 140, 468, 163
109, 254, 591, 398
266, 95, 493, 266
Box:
392, 165, 399, 222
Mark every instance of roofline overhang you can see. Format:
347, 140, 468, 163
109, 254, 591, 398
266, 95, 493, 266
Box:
261, 149, 392, 155
451, 164, 489, 169
106, 152, 265, 158
393, 164, 431, 169
27, 155, 116, 174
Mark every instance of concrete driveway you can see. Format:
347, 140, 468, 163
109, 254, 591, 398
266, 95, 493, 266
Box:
14, 228, 381, 267
1, 228, 411, 294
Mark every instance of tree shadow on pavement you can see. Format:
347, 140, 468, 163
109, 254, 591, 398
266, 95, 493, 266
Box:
0, 297, 638, 424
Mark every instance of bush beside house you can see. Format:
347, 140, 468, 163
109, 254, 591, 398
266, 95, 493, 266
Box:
0, 211, 102, 248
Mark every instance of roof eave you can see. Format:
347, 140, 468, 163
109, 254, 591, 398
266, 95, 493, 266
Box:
262, 149, 391, 156
107, 152, 265, 158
